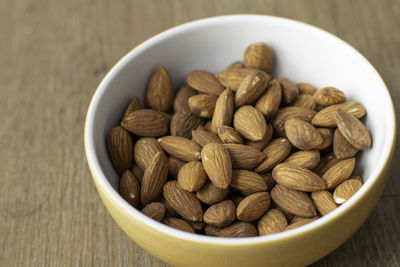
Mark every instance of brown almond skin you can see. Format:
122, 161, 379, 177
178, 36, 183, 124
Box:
223, 144, 265, 170
146, 66, 174, 112
188, 94, 218, 118
276, 77, 299, 105
315, 128, 333, 151
158, 136, 202, 162
333, 179, 362, 204
335, 109, 372, 150
272, 163, 326, 192
246, 124, 274, 151
216, 68, 259, 91
271, 107, 316, 137
186, 221, 205, 231
311, 190, 337, 215
211, 88, 235, 133
285, 217, 319, 231
237, 192, 271, 221
120, 170, 140, 208
271, 184, 317, 218
161, 197, 176, 217
261, 172, 276, 190
284, 119, 323, 150
107, 126, 133, 174
131, 164, 144, 183
134, 137, 164, 171
231, 170, 268, 195
191, 129, 222, 147
168, 157, 185, 179
322, 158, 356, 190
313, 152, 341, 176
177, 161, 207, 192
186, 70, 224, 95
140, 152, 169, 205
333, 128, 359, 159
255, 79, 282, 120
255, 138, 292, 173
173, 85, 197, 113
313, 87, 346, 106
258, 209, 288, 236
196, 180, 229, 205
297, 83, 315, 95
351, 175, 363, 183
141, 202, 165, 221
201, 143, 232, 189
162, 218, 195, 233
217, 126, 244, 144
163, 181, 203, 221
123, 96, 142, 119
233, 105, 267, 141
226, 61, 244, 70
291, 94, 316, 110
217, 222, 258, 238
170, 110, 204, 139
311, 101, 366, 127
243, 42, 273, 73
235, 71, 270, 107
284, 150, 320, 170
121, 109, 169, 137
203, 200, 236, 227
205, 225, 223, 236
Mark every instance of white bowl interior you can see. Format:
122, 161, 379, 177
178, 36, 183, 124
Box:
85, 15, 395, 243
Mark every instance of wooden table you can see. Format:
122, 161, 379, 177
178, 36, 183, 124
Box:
1, 0, 399, 266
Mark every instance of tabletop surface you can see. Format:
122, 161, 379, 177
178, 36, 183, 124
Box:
1, 0, 399, 266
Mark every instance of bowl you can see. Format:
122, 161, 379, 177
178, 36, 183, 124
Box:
84, 15, 396, 266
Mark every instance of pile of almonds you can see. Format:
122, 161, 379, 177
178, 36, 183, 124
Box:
107, 42, 372, 237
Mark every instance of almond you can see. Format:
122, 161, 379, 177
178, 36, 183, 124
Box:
235, 71, 270, 107
177, 161, 207, 192
205, 225, 223, 236
131, 164, 144, 183
196, 180, 229, 205
191, 129, 222, 147
231, 170, 268, 195
123, 96, 142, 119
140, 152, 168, 205
107, 126, 133, 174
255, 79, 282, 120
163, 181, 203, 221
271, 184, 317, 217
173, 85, 197, 113
314, 128, 333, 151
222, 144, 265, 170
311, 101, 366, 127
161, 197, 176, 217
146, 66, 174, 112
261, 172, 276, 190
351, 175, 363, 183
186, 70, 224, 95
216, 68, 258, 90
313, 87, 346, 106
297, 83, 315, 95
237, 192, 270, 221
255, 138, 292, 173
285, 216, 319, 231
121, 109, 169, 137
243, 42, 273, 73
211, 88, 234, 133
203, 200, 236, 227
276, 77, 299, 105
272, 163, 326, 192
291, 94, 316, 110
284, 150, 320, 170
141, 202, 165, 221
204, 120, 213, 131
134, 137, 164, 171
186, 221, 205, 231
170, 110, 204, 139
233, 105, 266, 141
217, 126, 244, 144
284, 119, 323, 150
158, 136, 202, 162
168, 157, 185, 179
271, 107, 316, 136
246, 124, 273, 151
333, 128, 359, 159
120, 170, 140, 208
201, 143, 232, 189
313, 152, 340, 176
311, 190, 337, 215
333, 179, 362, 204
335, 109, 372, 150
217, 222, 258, 237
322, 158, 356, 190
162, 217, 195, 233
257, 209, 288, 236
226, 61, 244, 70
188, 94, 218, 118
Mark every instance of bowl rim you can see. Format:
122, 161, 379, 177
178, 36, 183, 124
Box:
84, 14, 397, 246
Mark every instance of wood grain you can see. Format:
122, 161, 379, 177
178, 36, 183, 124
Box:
0, 0, 399, 266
